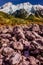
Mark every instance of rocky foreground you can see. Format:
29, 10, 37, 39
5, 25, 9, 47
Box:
0, 24, 43, 65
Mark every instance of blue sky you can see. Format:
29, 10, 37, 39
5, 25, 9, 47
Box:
0, 0, 43, 6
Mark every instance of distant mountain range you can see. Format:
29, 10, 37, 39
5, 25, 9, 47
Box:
0, 2, 43, 25
0, 2, 43, 16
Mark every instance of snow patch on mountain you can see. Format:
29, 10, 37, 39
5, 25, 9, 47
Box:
0, 2, 43, 14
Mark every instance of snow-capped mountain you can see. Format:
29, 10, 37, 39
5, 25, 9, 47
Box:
0, 2, 17, 14
0, 2, 43, 14
0, 2, 33, 14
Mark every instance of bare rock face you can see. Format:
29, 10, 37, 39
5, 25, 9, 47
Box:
0, 24, 43, 65
10, 52, 22, 65
24, 31, 35, 41
19, 39, 30, 47
13, 26, 25, 41
0, 26, 13, 34
2, 47, 14, 57
12, 41, 24, 50
1, 39, 9, 47
32, 24, 40, 32
0, 54, 3, 65
28, 56, 40, 65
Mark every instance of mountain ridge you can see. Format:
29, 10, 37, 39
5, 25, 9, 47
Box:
0, 2, 43, 15
0, 2, 43, 25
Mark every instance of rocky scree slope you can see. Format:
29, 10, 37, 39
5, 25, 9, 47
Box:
0, 24, 43, 65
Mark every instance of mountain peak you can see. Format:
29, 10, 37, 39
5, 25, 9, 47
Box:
0, 2, 43, 14
3, 2, 12, 8
37, 5, 43, 9
24, 2, 32, 5
0, 2, 32, 14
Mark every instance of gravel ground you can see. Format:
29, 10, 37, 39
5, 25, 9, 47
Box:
0, 24, 43, 65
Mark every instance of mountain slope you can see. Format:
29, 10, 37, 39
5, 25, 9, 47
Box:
0, 11, 30, 25
12, 9, 28, 19
0, 2, 32, 14
0, 2, 43, 15
0, 11, 43, 25
0, 2, 43, 21
12, 8, 43, 21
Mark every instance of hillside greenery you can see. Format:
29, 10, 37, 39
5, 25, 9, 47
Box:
0, 11, 43, 26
